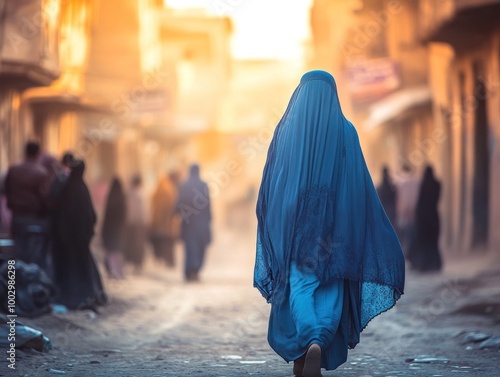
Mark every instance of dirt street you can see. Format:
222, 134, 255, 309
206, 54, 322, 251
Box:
3, 228, 500, 377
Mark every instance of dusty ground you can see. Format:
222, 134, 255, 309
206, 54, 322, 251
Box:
2, 227, 500, 377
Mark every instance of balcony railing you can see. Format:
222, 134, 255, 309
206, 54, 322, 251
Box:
0, 0, 60, 87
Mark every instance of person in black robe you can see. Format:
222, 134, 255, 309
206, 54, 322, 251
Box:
101, 177, 127, 279
52, 160, 107, 309
408, 165, 442, 272
377, 166, 397, 227
177, 164, 212, 282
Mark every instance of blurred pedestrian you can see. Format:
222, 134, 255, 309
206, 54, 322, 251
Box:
4, 141, 51, 270
61, 151, 75, 170
408, 165, 442, 272
395, 163, 420, 255
52, 150, 76, 201
254, 71, 405, 377
0, 171, 11, 237
101, 177, 127, 279
52, 159, 107, 309
177, 164, 212, 282
150, 172, 179, 267
169, 170, 182, 245
377, 165, 397, 226
39, 153, 68, 278
39, 153, 68, 211
124, 174, 148, 272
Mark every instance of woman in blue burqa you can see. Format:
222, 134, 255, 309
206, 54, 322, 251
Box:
255, 70, 405, 377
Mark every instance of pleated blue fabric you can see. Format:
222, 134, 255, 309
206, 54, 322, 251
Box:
254, 70, 405, 370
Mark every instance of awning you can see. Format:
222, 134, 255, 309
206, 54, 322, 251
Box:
23, 88, 109, 114
421, 2, 500, 48
364, 86, 432, 130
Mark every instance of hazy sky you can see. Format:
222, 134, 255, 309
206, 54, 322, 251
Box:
166, 0, 313, 60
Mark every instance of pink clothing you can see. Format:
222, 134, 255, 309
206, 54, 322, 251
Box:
396, 175, 420, 228
126, 187, 148, 226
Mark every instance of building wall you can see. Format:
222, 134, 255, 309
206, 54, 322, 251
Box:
489, 31, 500, 254
0, 0, 60, 86
321, 0, 432, 183
52, 0, 92, 94
158, 11, 232, 135
311, 0, 500, 258
386, 0, 428, 88
35, 0, 92, 158
0, 0, 95, 169
309, 0, 357, 119
429, 26, 500, 254
0, 0, 61, 169
83, 0, 165, 186
0, 90, 25, 170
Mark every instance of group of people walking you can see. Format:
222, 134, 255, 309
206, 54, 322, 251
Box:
0, 140, 213, 311
101, 164, 212, 283
1, 142, 106, 310
377, 163, 442, 272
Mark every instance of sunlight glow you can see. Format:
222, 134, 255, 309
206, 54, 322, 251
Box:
139, 0, 162, 73
164, 0, 313, 60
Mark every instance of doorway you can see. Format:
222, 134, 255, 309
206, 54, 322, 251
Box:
471, 61, 490, 247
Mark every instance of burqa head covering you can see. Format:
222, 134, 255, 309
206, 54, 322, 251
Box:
382, 165, 390, 181
255, 70, 405, 330
62, 151, 76, 168
70, 159, 85, 178
189, 164, 200, 178
56, 159, 96, 241
108, 177, 124, 200
380, 165, 395, 191
422, 165, 435, 182
416, 164, 440, 214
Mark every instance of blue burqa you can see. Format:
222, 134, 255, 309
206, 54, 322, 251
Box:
254, 70, 405, 370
